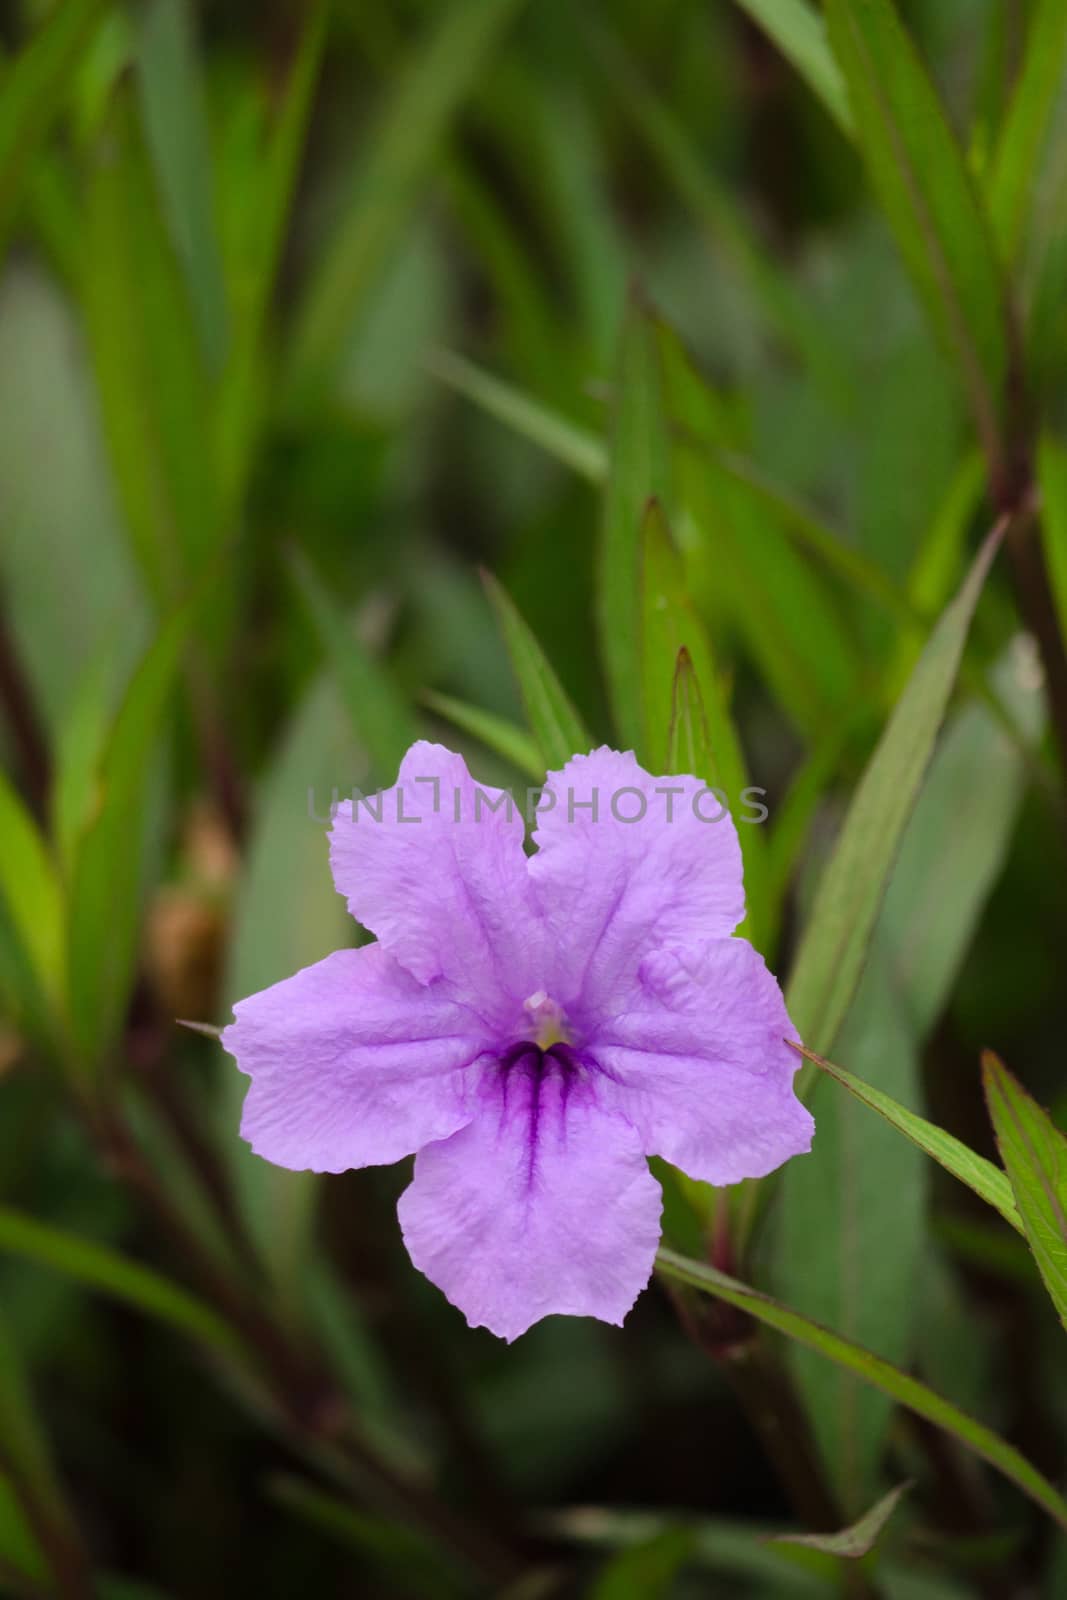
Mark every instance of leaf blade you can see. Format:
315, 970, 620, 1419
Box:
982, 1052, 1067, 1329
482, 572, 592, 771
786, 520, 1003, 1056
655, 1248, 1067, 1530
794, 1042, 1022, 1234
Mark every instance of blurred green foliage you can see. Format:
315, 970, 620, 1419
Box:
2, 0, 1067, 1595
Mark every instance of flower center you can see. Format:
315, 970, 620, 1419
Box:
523, 989, 570, 1049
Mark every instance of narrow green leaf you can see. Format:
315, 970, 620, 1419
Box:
0, 1310, 78, 1575
731, 0, 852, 135
428, 347, 602, 482
1038, 433, 1067, 652
135, 0, 229, 368
433, 351, 905, 636
66, 605, 191, 1078
765, 1481, 911, 1559
216, 2, 327, 515
986, 0, 1067, 258
666, 649, 707, 783
600, 295, 672, 753
592, 1527, 695, 1600
642, 504, 741, 785
0, 773, 64, 1019
222, 675, 353, 1298
660, 321, 861, 741
288, 0, 526, 402
643, 510, 768, 946
289, 548, 418, 783
0, 0, 107, 251
584, 20, 849, 402
422, 690, 543, 781
794, 1042, 1022, 1234
84, 88, 219, 609
0, 1471, 47, 1590
655, 1248, 1067, 1530
0, 1208, 240, 1358
786, 521, 1003, 1056
482, 571, 592, 770
825, 0, 1009, 465
982, 1052, 1067, 1331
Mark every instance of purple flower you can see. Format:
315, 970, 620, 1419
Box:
223, 743, 812, 1341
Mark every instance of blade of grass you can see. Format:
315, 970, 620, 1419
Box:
986, 0, 1067, 259
288, 0, 526, 405
0, 1208, 240, 1358
66, 604, 191, 1083
731, 0, 852, 135
481, 571, 592, 769
421, 691, 543, 781
0, 1310, 86, 1597
600, 294, 673, 754
584, 19, 850, 404
982, 1052, 1067, 1329
825, 0, 1010, 480
84, 87, 218, 610
786, 518, 1004, 1057
216, 2, 327, 516
0, 0, 107, 253
793, 1042, 1022, 1233
135, 0, 229, 369
0, 772, 64, 1020
655, 1248, 1067, 1530
288, 548, 418, 783
643, 509, 769, 947
427, 347, 602, 482
764, 1481, 911, 1559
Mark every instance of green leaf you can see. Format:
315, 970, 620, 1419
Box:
793, 1043, 1022, 1234
660, 323, 861, 742
422, 691, 543, 781
0, 1472, 47, 1589
731, 0, 852, 135
135, 0, 229, 369
482, 571, 592, 770
781, 951, 925, 1508
986, 0, 1067, 258
592, 1527, 696, 1600
643, 511, 769, 946
288, 0, 526, 403
0, 772, 64, 1021
289, 548, 419, 784
655, 1248, 1067, 1531
1038, 433, 1067, 651
584, 21, 849, 403
66, 604, 191, 1080
600, 294, 672, 754
766, 1481, 911, 1559
216, 1, 327, 515
270, 1475, 469, 1599
84, 86, 219, 610
428, 346, 602, 482
0, 0, 107, 253
825, 0, 1009, 467
222, 674, 355, 1299
0, 1208, 240, 1359
982, 1052, 1067, 1330
0, 1309, 80, 1587
786, 521, 1003, 1056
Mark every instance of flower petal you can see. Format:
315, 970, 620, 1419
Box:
223, 945, 490, 1172
398, 1070, 662, 1341
591, 938, 814, 1186
529, 748, 744, 1019
329, 742, 542, 1024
